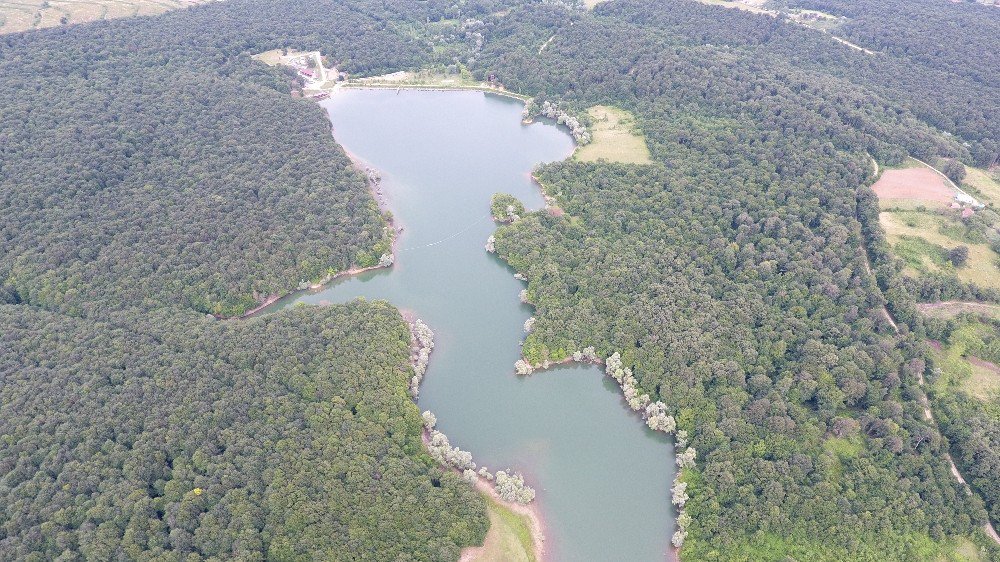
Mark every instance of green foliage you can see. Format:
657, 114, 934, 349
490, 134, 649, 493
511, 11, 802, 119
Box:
476, 0, 998, 549
895, 236, 951, 271
0, 2, 506, 558
1, 0, 998, 558
936, 390, 1000, 533
0, 302, 488, 560
490, 193, 526, 222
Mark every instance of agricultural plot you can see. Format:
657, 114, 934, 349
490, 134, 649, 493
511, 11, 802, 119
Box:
573, 105, 652, 165
873, 165, 958, 210
0, 0, 212, 34
874, 158, 1000, 290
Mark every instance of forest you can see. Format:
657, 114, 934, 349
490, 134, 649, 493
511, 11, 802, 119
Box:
484, 0, 999, 559
0, 0, 502, 558
0, 0, 998, 559
0, 302, 488, 559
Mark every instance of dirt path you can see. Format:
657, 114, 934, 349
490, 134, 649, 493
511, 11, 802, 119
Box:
538, 34, 555, 54
858, 245, 899, 332
910, 156, 983, 206
857, 189, 1000, 545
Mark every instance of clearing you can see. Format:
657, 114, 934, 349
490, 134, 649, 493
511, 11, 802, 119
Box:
0, 0, 210, 34
873, 165, 958, 210
879, 211, 1000, 290
962, 166, 1000, 207
462, 494, 537, 562
930, 321, 1000, 401
874, 158, 999, 290
574, 105, 652, 164
692, 0, 777, 15
345, 67, 528, 101
918, 301, 1000, 321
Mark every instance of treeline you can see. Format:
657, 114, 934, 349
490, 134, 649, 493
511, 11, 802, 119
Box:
0, 301, 488, 560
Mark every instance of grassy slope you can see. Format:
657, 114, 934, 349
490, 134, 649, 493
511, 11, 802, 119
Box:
0, 0, 211, 34
879, 211, 1000, 290
467, 495, 537, 562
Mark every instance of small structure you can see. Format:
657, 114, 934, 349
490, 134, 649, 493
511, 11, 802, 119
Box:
961, 207, 974, 219
955, 192, 985, 209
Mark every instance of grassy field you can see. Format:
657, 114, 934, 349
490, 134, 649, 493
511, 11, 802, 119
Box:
788, 8, 843, 31
466, 495, 536, 562
963, 166, 1000, 206
574, 105, 652, 164
691, 0, 777, 15
0, 0, 211, 34
930, 321, 1000, 401
879, 210, 1000, 290
251, 48, 284, 66
940, 536, 989, 562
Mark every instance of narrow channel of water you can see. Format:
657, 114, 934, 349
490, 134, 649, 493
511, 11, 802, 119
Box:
266, 89, 675, 561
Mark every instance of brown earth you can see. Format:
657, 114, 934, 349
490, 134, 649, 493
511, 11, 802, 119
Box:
872, 167, 955, 207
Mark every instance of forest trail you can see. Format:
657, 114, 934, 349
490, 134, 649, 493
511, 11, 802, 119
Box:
903, 301, 999, 544
538, 34, 555, 54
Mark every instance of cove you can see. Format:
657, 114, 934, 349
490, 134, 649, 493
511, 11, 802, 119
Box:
267, 89, 675, 561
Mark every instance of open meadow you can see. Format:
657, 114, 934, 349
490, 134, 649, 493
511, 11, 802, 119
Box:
573, 105, 652, 164
0, 0, 211, 34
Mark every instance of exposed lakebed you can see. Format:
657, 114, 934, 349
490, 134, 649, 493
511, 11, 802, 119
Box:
265, 89, 675, 561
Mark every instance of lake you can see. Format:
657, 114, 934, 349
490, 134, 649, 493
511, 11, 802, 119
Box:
267, 89, 675, 561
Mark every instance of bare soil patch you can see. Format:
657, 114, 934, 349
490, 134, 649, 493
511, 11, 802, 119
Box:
873, 167, 956, 208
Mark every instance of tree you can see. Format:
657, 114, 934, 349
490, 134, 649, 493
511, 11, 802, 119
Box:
940, 158, 967, 184
948, 246, 969, 267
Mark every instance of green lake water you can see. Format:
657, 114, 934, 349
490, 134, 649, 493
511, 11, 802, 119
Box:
267, 89, 675, 561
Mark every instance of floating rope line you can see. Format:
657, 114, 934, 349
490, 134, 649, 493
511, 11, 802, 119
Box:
398, 214, 493, 252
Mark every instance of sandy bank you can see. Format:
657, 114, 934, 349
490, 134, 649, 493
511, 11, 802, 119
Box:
459, 478, 547, 562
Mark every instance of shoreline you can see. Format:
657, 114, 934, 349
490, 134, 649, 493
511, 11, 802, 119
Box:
529, 173, 566, 216
232, 132, 399, 320
342, 82, 530, 102
238, 88, 553, 559
460, 478, 548, 562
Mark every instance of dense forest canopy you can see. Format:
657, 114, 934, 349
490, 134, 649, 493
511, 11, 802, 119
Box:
0, 0, 998, 559
0, 0, 505, 559
0, 302, 487, 560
